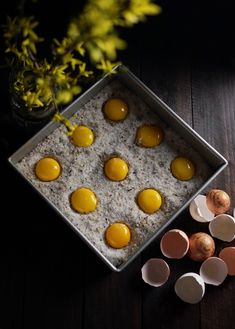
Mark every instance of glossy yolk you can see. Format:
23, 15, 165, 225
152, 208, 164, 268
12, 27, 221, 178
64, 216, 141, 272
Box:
170, 157, 195, 181
71, 187, 97, 213
71, 125, 94, 147
105, 223, 131, 248
103, 98, 128, 121
104, 157, 128, 181
35, 157, 61, 181
137, 188, 162, 214
136, 124, 164, 147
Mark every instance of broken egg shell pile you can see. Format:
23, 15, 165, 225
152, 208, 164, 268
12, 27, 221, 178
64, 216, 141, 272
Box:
190, 189, 231, 223
189, 189, 235, 242
141, 189, 235, 304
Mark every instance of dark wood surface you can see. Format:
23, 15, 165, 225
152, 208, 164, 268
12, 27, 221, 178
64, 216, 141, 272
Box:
1, 1, 235, 328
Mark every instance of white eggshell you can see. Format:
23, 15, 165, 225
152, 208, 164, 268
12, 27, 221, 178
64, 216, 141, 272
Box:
209, 214, 235, 242
189, 195, 214, 222
174, 272, 205, 304
160, 229, 189, 259
200, 257, 228, 286
233, 208, 235, 218
141, 258, 170, 287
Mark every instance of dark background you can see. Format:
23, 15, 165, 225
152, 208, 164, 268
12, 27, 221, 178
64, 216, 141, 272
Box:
0, 1, 235, 329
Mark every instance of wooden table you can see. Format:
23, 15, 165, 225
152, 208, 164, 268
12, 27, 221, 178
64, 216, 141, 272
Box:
1, 1, 235, 328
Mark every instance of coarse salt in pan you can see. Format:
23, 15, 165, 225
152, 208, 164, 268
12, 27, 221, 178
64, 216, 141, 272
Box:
16, 79, 212, 268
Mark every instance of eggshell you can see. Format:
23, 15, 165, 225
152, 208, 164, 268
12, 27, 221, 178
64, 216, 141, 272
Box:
160, 229, 189, 259
209, 214, 235, 242
174, 272, 205, 304
141, 258, 170, 287
189, 197, 207, 223
189, 195, 214, 222
200, 257, 228, 286
219, 247, 235, 276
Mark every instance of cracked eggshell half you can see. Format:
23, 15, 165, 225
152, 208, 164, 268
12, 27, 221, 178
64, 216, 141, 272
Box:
189, 195, 214, 222
219, 247, 235, 276
174, 272, 205, 304
200, 257, 228, 286
209, 214, 235, 242
141, 258, 170, 287
160, 229, 189, 259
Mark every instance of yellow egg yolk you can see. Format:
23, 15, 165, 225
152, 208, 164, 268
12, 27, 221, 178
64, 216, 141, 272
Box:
137, 189, 162, 214
103, 98, 128, 121
71, 125, 94, 147
170, 157, 195, 181
136, 124, 164, 147
35, 157, 61, 182
105, 223, 131, 248
71, 187, 97, 214
104, 157, 129, 181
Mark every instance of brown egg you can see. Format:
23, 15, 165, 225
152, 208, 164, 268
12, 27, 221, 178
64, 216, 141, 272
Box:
206, 189, 230, 215
188, 232, 215, 262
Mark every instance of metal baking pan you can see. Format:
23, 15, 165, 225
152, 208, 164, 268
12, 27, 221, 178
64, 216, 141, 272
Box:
8, 64, 228, 272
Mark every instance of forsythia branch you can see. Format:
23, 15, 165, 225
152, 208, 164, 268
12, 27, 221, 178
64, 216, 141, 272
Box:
3, 0, 161, 112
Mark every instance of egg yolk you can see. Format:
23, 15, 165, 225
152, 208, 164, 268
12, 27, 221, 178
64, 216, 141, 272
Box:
137, 188, 162, 214
71, 125, 94, 147
104, 157, 129, 181
71, 187, 97, 214
103, 98, 128, 121
35, 157, 61, 182
136, 124, 164, 147
170, 157, 195, 181
105, 223, 131, 248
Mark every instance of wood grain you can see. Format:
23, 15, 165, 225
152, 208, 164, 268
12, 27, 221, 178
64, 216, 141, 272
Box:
1, 1, 235, 328
192, 59, 235, 329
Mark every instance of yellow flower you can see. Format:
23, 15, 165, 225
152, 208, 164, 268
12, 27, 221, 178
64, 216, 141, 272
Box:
22, 38, 37, 54
122, 0, 161, 25
94, 35, 126, 60
67, 21, 80, 39
22, 90, 44, 109
75, 42, 86, 56
96, 59, 120, 73
86, 43, 103, 63
56, 90, 73, 104
54, 38, 71, 55
79, 63, 93, 77
90, 18, 113, 37
62, 53, 82, 70
53, 112, 77, 135
52, 64, 68, 83
71, 85, 82, 95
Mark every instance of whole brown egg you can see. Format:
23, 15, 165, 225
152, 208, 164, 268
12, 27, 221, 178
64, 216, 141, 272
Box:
206, 189, 230, 215
188, 232, 215, 262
